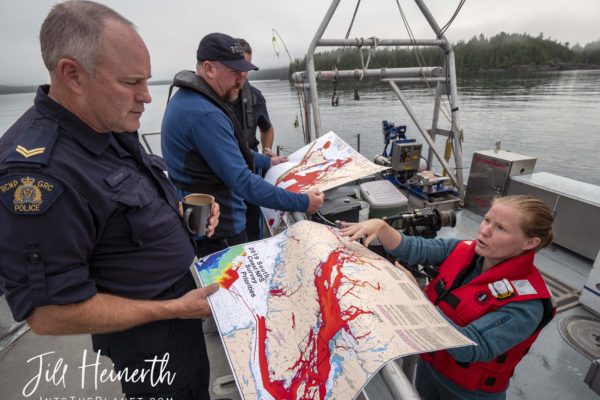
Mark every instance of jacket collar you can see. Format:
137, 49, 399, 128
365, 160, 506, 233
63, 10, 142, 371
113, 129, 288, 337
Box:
34, 85, 117, 156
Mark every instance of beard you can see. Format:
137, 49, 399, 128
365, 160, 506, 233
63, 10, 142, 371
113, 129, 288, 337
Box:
225, 84, 242, 102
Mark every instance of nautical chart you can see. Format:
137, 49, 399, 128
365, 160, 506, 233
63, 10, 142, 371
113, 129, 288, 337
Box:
194, 221, 474, 400
261, 131, 388, 233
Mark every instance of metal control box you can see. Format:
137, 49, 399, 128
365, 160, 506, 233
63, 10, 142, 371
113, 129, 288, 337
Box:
391, 142, 422, 171
464, 150, 536, 215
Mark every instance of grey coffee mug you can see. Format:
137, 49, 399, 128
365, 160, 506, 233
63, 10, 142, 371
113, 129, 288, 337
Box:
182, 194, 214, 236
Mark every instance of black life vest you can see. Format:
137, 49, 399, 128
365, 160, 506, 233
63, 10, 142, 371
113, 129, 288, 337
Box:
239, 82, 259, 149
167, 70, 254, 193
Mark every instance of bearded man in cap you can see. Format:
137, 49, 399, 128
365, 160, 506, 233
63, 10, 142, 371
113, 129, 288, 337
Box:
161, 33, 324, 257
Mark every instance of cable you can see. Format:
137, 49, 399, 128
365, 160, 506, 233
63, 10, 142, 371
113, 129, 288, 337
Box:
315, 210, 338, 227
394, 0, 453, 123
272, 28, 308, 139
438, 0, 466, 39
330, 0, 362, 107
394, 0, 469, 183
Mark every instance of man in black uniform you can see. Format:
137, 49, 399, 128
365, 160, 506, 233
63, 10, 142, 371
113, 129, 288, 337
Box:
231, 39, 275, 241
0, 2, 219, 399
231, 39, 275, 156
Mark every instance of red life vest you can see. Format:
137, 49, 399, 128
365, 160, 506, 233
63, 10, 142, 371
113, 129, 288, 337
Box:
421, 240, 555, 392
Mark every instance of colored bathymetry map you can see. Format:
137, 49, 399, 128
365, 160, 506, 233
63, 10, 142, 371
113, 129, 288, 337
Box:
261, 131, 388, 234
194, 221, 474, 400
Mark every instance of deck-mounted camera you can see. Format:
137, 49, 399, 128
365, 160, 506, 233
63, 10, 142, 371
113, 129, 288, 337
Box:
383, 208, 456, 239
380, 208, 457, 279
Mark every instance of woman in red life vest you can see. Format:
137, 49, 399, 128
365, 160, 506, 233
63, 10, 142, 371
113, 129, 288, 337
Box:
341, 195, 555, 400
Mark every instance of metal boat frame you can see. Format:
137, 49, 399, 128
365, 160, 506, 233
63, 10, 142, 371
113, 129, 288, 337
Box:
292, 0, 466, 199
289, 1, 474, 397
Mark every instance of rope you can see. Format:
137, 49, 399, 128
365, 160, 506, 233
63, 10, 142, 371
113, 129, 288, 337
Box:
438, 0, 466, 39
329, 0, 362, 107
358, 36, 378, 78
299, 74, 310, 143
333, 0, 362, 71
394, 0, 469, 181
395, 0, 452, 123
272, 28, 308, 141
331, 68, 339, 106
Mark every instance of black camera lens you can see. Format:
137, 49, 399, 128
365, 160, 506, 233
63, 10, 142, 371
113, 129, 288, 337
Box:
436, 209, 457, 228
383, 207, 457, 238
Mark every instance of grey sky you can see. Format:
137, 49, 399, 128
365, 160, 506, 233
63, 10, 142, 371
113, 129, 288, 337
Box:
1, 0, 599, 85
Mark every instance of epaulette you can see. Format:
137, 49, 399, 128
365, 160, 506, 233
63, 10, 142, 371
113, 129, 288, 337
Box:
5, 119, 60, 167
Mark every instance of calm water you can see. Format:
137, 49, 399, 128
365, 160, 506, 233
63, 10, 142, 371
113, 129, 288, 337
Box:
1, 70, 599, 185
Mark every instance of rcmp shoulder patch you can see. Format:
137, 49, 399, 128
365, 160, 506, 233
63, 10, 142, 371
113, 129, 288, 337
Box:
0, 173, 63, 215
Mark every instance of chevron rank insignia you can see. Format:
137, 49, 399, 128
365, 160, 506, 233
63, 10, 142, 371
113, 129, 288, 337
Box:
0, 174, 63, 215
5, 122, 59, 166
15, 145, 46, 158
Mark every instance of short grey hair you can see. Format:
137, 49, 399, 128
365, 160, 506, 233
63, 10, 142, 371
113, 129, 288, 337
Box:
40, 0, 135, 74
236, 38, 252, 55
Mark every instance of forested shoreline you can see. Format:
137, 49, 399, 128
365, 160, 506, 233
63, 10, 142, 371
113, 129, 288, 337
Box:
276, 32, 600, 80
2, 33, 599, 93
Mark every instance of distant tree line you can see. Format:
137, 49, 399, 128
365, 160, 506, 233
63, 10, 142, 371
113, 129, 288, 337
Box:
287, 32, 600, 77
0, 85, 38, 95
2, 33, 599, 93
248, 67, 290, 81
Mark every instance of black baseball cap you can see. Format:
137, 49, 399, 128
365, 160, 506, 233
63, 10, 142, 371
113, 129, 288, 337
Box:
196, 33, 258, 72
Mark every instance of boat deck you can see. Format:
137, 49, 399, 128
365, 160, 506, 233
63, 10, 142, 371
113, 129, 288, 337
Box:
0, 209, 598, 399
